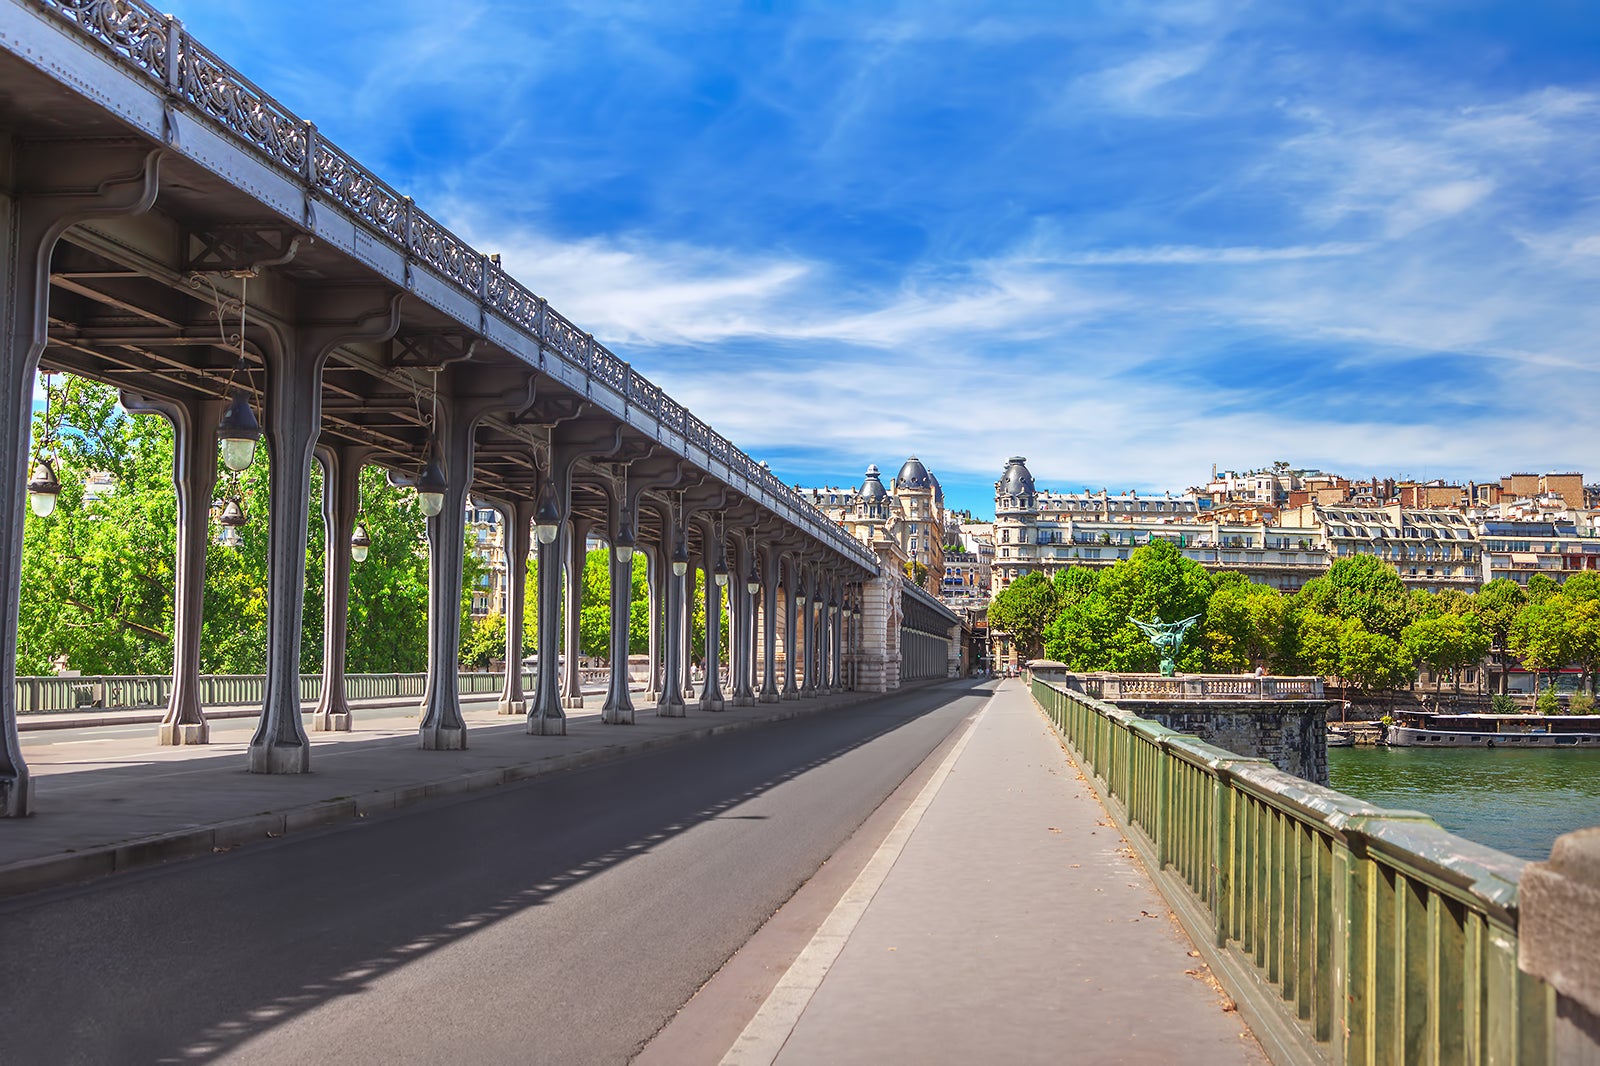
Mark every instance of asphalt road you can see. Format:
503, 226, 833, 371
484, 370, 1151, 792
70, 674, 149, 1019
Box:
0, 679, 991, 1065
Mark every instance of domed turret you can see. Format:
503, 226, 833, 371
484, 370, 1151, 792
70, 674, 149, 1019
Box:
999, 456, 1035, 496
895, 456, 935, 491
860, 463, 888, 500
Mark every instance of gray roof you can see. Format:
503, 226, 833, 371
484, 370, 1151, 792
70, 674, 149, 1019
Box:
999, 456, 1035, 496
860, 463, 889, 500
896, 456, 935, 491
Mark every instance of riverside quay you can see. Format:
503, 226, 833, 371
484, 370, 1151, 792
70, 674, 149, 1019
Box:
0, 5, 1595, 1065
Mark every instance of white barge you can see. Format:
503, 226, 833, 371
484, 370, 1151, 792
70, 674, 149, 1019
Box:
1386, 712, 1600, 748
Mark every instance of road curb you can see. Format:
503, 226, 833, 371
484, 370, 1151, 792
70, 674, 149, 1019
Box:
0, 689, 881, 900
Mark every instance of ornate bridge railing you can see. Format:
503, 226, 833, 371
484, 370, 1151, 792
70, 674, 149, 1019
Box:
1065, 672, 1324, 701
27, 0, 875, 574
1029, 676, 1553, 1065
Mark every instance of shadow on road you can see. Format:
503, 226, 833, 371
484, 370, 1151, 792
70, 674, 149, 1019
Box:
0, 678, 995, 1064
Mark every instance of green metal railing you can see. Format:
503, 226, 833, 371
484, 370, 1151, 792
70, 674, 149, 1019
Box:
1031, 676, 1554, 1065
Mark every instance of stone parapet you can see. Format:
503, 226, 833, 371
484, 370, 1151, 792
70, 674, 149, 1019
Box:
1520, 827, 1600, 1061
1105, 697, 1330, 785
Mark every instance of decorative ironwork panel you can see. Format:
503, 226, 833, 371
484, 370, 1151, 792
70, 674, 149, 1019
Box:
178, 37, 308, 174
409, 211, 483, 293
590, 344, 627, 393
684, 415, 710, 449
314, 140, 406, 243
40, 0, 167, 82
629, 373, 662, 416
487, 272, 542, 333
540, 310, 585, 364
659, 398, 687, 435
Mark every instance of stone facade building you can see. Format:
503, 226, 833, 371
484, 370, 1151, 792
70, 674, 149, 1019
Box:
800, 458, 946, 596
992, 457, 1325, 593
1278, 503, 1479, 592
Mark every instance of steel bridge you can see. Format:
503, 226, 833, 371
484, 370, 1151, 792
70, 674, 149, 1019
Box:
0, 0, 956, 816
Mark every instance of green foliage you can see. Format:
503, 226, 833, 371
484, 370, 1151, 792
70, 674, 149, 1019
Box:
1535, 686, 1560, 715
1044, 541, 1213, 671
579, 549, 612, 658
1292, 610, 1344, 678
18, 373, 463, 678
1490, 693, 1518, 714
1567, 690, 1595, 715
1338, 621, 1413, 693
1526, 572, 1559, 602
1315, 555, 1411, 639
461, 613, 507, 669
990, 572, 1058, 660
1401, 611, 1490, 692
1204, 581, 1290, 673
19, 381, 180, 675
1509, 597, 1574, 686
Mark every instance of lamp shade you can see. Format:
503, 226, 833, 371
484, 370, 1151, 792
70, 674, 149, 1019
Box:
415, 448, 447, 518
714, 555, 729, 587
350, 524, 371, 563
746, 566, 760, 596
671, 537, 689, 577
613, 515, 635, 563
534, 478, 561, 544
216, 390, 261, 472
27, 459, 59, 518
218, 497, 247, 548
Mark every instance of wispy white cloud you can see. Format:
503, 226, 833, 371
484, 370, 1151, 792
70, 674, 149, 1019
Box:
159, 1, 1600, 513
1039, 242, 1370, 265
1081, 45, 1214, 112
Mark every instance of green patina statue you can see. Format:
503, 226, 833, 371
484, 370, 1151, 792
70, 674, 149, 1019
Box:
1130, 614, 1201, 677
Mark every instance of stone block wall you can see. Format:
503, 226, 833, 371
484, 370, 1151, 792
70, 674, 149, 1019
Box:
1520, 827, 1600, 1061
1116, 698, 1332, 785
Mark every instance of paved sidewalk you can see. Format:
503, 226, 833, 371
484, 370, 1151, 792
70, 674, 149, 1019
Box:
723, 680, 1266, 1065
0, 687, 869, 898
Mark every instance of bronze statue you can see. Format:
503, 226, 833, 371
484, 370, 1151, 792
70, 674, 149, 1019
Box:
1130, 614, 1200, 677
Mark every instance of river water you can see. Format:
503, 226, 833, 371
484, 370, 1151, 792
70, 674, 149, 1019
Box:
1327, 746, 1600, 862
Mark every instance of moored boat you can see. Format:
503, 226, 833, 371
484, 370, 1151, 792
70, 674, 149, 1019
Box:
1386, 711, 1600, 748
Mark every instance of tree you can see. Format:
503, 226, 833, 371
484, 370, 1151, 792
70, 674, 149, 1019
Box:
1402, 612, 1490, 694
1309, 555, 1411, 639
19, 372, 478, 679
1472, 579, 1527, 695
989, 572, 1057, 661
461, 613, 507, 669
579, 549, 612, 659
1556, 574, 1600, 695
1205, 581, 1290, 673
21, 377, 182, 675
1339, 621, 1412, 695
1292, 609, 1343, 680
1043, 542, 1213, 672
1510, 597, 1574, 701
1526, 573, 1559, 603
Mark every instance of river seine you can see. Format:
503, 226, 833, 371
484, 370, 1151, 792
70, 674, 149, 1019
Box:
1327, 747, 1600, 862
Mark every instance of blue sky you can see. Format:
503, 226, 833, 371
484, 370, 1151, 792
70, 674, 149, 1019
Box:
158, 1, 1600, 517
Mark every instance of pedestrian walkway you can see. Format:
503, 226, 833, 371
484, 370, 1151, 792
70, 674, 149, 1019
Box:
0, 688, 870, 898
718, 679, 1265, 1065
